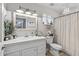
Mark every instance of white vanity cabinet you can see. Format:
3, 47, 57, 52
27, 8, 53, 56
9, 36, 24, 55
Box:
3, 38, 46, 56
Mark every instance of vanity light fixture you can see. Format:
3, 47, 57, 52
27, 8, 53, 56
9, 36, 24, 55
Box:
32, 13, 38, 16
25, 12, 31, 15
16, 6, 38, 16
32, 10, 38, 16
16, 10, 24, 13
25, 9, 32, 15
16, 6, 24, 13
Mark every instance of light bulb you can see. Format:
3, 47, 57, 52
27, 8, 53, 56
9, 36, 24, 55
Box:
32, 13, 38, 16
25, 12, 31, 15
16, 10, 24, 13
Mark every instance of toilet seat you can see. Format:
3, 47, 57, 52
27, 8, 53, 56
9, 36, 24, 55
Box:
50, 43, 62, 50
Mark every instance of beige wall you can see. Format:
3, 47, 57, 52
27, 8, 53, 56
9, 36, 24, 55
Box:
38, 17, 54, 36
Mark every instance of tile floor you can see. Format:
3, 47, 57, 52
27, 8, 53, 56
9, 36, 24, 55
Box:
46, 50, 69, 56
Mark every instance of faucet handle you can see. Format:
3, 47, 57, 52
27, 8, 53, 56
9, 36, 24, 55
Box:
1, 47, 6, 50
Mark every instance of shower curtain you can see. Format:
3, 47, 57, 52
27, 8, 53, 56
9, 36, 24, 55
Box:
54, 12, 79, 56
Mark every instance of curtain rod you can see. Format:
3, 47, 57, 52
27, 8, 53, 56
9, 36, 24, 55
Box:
54, 11, 79, 19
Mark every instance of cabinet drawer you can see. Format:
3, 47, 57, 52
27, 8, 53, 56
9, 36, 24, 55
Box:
22, 47, 37, 56
4, 46, 20, 54
4, 51, 20, 56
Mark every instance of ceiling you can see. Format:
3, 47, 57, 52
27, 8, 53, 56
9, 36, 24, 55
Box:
39, 3, 79, 14
4, 3, 79, 17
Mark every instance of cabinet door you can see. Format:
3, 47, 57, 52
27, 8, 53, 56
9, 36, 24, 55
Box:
22, 48, 37, 56
4, 51, 20, 56
38, 45, 46, 56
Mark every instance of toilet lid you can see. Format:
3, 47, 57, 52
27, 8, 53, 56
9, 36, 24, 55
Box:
50, 43, 62, 50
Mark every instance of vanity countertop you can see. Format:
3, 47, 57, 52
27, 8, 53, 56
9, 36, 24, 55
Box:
3, 36, 46, 45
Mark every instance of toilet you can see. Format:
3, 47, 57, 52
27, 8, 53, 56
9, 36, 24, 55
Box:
46, 36, 62, 56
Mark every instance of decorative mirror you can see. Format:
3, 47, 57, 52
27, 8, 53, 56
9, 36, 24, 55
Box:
13, 13, 37, 30
16, 16, 26, 28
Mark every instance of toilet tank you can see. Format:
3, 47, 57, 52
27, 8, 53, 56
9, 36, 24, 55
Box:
46, 36, 54, 44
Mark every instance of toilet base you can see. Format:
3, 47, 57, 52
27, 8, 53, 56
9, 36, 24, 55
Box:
49, 48, 60, 56
49, 43, 62, 56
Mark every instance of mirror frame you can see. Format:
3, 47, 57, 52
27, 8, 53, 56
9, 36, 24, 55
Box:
13, 12, 37, 30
